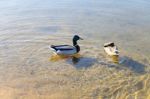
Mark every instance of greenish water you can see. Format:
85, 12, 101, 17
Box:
0, 0, 150, 99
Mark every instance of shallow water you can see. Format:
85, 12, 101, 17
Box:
0, 0, 150, 99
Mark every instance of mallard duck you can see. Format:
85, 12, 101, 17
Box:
50, 35, 83, 55
104, 42, 119, 56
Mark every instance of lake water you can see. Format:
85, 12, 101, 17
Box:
0, 0, 150, 99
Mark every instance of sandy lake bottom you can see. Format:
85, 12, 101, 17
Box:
0, 0, 150, 99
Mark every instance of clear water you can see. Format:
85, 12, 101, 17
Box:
0, 0, 150, 99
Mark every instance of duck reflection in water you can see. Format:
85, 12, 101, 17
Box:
105, 55, 119, 64
50, 54, 97, 68
111, 55, 119, 63
49, 53, 81, 64
71, 57, 80, 64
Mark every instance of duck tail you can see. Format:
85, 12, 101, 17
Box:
50, 45, 57, 51
51, 45, 55, 48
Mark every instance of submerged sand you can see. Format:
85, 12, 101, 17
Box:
0, 0, 150, 99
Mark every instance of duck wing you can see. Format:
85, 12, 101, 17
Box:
51, 45, 75, 51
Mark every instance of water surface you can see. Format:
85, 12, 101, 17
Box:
0, 0, 150, 99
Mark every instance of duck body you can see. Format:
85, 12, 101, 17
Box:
50, 35, 82, 56
104, 42, 119, 56
50, 45, 80, 55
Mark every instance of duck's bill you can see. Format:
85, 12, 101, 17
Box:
79, 37, 83, 40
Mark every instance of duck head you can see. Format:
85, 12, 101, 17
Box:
73, 35, 83, 46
